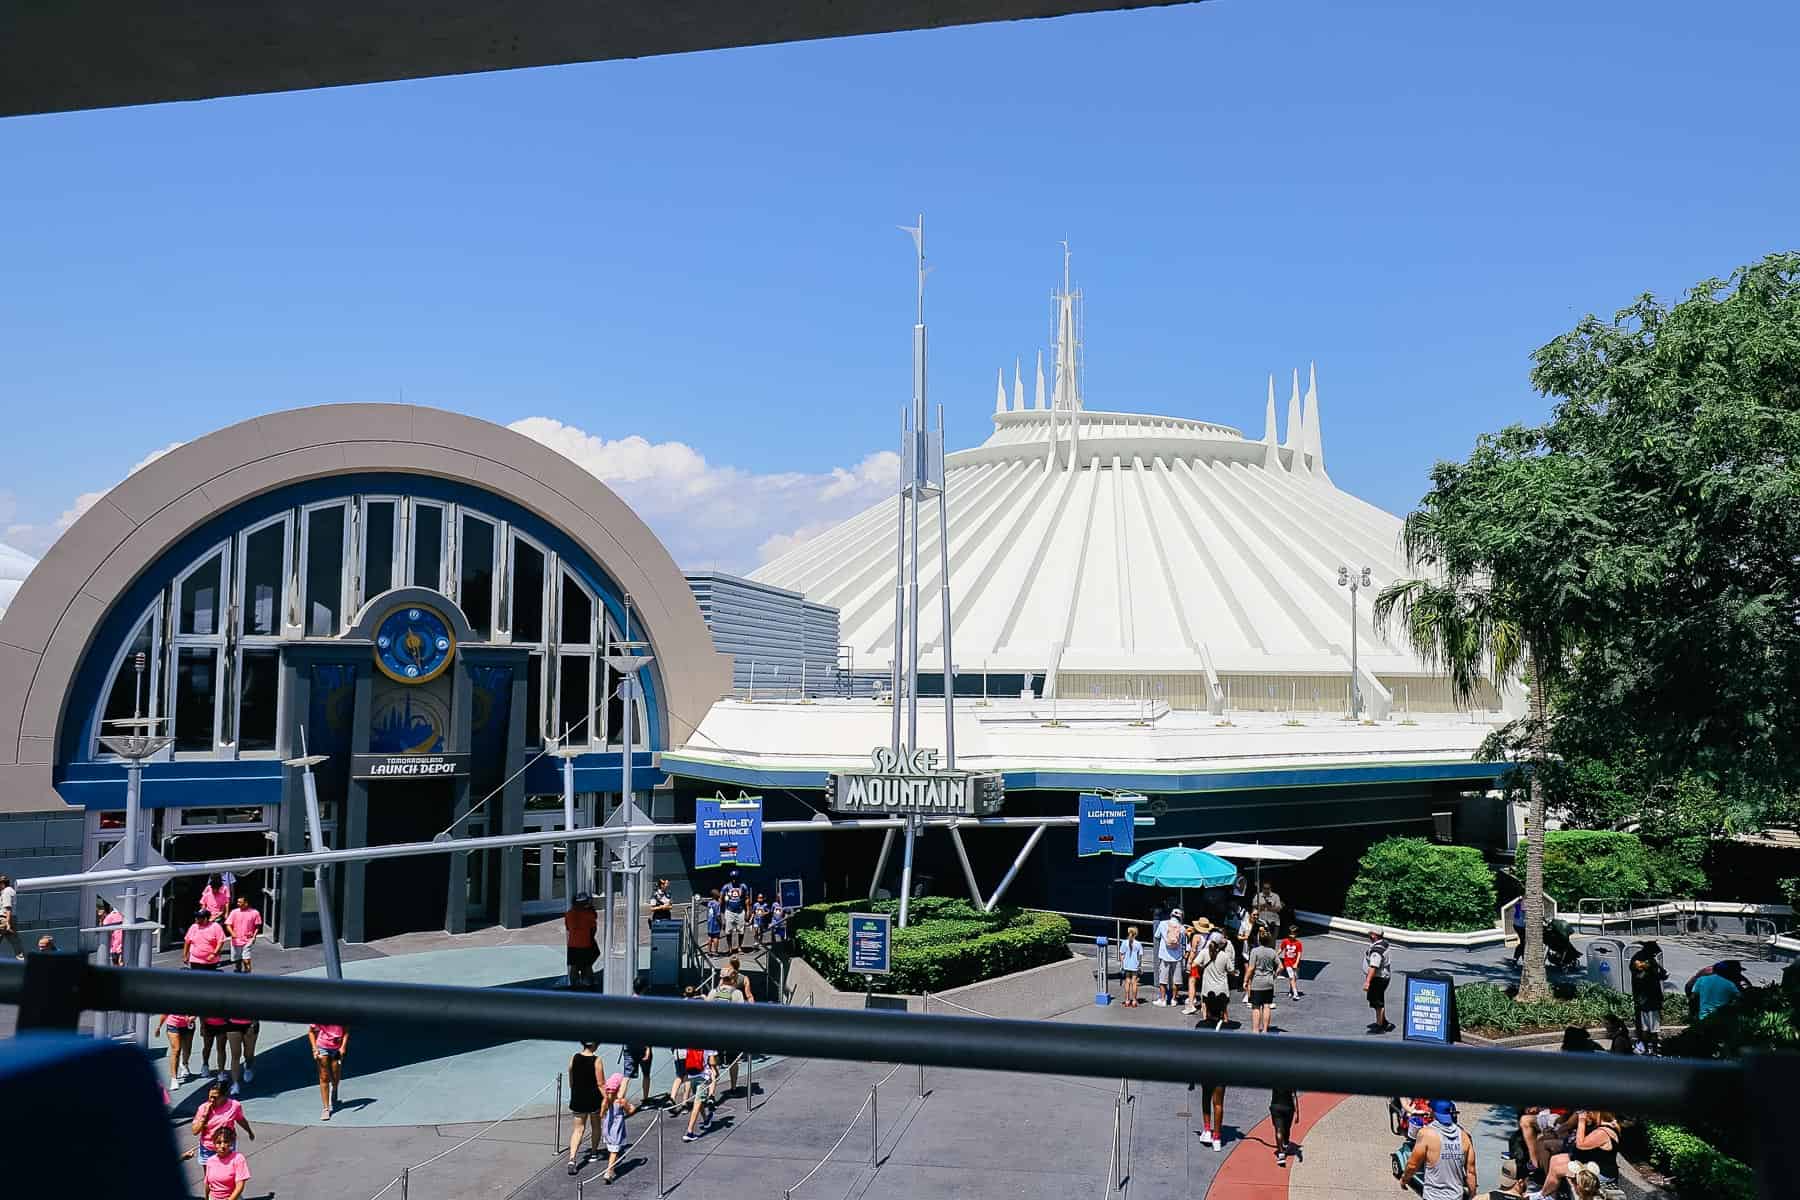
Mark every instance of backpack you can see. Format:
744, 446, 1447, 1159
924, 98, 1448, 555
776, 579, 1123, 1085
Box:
1163, 921, 1183, 950
684, 1048, 705, 1072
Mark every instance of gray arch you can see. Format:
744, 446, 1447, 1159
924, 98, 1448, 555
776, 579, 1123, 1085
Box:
0, 403, 731, 811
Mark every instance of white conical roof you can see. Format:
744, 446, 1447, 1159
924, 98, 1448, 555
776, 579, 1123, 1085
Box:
751, 393, 1446, 693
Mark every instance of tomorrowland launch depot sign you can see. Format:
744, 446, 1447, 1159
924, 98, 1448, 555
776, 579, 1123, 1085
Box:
826, 746, 1004, 817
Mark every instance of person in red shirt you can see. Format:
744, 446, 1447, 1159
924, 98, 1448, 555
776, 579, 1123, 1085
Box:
309, 1023, 349, 1120
224, 896, 262, 974
184, 908, 227, 971
1277, 925, 1304, 1001
563, 892, 599, 990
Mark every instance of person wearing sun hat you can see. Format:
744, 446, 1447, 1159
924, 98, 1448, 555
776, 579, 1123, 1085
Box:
1182, 917, 1213, 1013
1401, 1099, 1476, 1200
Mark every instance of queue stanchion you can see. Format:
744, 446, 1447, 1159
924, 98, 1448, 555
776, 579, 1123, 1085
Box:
555, 1072, 563, 1151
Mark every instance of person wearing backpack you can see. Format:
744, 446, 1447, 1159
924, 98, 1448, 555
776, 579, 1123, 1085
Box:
1362, 928, 1394, 1033
1152, 907, 1185, 1006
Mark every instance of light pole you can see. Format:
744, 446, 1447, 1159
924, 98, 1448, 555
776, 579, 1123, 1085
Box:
603, 596, 653, 995
1336, 564, 1373, 719
96, 652, 172, 1047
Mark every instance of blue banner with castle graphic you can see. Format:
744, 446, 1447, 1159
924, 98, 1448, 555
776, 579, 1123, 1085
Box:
696, 794, 763, 868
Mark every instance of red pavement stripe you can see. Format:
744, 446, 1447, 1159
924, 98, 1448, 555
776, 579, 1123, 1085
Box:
1203, 1091, 1352, 1199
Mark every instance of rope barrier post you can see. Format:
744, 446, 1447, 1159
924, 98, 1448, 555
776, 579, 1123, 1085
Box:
1103, 1097, 1120, 1197
657, 1094, 666, 1199
870, 1084, 878, 1164
577, 1177, 584, 1200
555, 1072, 563, 1151
918, 1060, 925, 1098
400, 1166, 410, 1199
746, 1052, 754, 1113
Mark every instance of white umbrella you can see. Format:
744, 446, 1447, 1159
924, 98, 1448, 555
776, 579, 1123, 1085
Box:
1200, 841, 1322, 892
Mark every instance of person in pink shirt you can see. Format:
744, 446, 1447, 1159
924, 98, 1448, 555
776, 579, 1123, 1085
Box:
154, 1011, 197, 1087
224, 895, 262, 974
184, 908, 227, 971
96, 897, 125, 965
201, 1126, 251, 1200
308, 1022, 350, 1120
191, 1078, 255, 1165
198, 874, 232, 919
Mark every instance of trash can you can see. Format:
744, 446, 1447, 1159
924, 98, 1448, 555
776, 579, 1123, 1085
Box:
1587, 937, 1626, 992
649, 918, 684, 991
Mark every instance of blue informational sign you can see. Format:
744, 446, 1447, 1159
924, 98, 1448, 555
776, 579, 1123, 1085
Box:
1402, 972, 1460, 1044
778, 878, 803, 911
1077, 793, 1139, 857
848, 912, 892, 975
696, 794, 763, 869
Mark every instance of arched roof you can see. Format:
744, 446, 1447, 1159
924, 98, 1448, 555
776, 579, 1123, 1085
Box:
0, 403, 731, 811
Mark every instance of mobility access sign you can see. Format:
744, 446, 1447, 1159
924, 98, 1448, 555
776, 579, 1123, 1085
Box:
1402, 971, 1460, 1045
1076, 793, 1140, 857
848, 912, 891, 975
696, 794, 763, 869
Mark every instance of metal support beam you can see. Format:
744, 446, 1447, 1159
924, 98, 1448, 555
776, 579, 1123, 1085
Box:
869, 829, 896, 899
897, 815, 917, 928
948, 825, 983, 904
983, 825, 1047, 912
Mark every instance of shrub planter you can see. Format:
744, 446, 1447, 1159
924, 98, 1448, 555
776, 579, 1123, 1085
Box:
790, 897, 1073, 994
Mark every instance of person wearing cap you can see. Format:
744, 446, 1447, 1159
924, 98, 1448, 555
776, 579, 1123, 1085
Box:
1153, 907, 1186, 1006
1400, 1100, 1475, 1200
1197, 921, 1237, 1027
1363, 929, 1394, 1033
1182, 918, 1211, 1014
1689, 959, 1747, 1019
1629, 940, 1669, 1052
183, 906, 227, 971
564, 892, 599, 990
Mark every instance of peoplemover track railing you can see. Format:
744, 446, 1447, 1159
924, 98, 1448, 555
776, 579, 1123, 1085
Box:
0, 955, 1794, 1197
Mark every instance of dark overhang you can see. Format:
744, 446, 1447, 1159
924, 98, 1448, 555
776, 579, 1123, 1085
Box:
1, 1, 1198, 119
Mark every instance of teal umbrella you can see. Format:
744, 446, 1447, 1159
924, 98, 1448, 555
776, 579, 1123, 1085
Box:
1124, 845, 1238, 889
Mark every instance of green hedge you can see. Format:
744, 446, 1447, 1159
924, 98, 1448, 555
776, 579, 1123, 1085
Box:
1644, 1123, 1754, 1200
789, 896, 1072, 993
1342, 837, 1498, 932
1454, 981, 1690, 1037
1515, 829, 1675, 907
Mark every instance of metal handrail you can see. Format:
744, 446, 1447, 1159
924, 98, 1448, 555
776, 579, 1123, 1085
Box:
0, 957, 1750, 1119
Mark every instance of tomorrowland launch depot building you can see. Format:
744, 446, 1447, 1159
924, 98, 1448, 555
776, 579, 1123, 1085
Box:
0, 277, 1517, 949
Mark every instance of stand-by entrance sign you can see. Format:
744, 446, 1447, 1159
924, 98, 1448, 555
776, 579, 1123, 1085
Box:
1402, 971, 1460, 1044
696, 794, 763, 869
848, 912, 891, 975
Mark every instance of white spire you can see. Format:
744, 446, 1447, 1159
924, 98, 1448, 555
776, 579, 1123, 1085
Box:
1262, 374, 1282, 472
1288, 367, 1303, 455
1034, 350, 1046, 410
1303, 361, 1328, 482
1285, 367, 1309, 475
1013, 358, 1024, 412
995, 369, 1007, 415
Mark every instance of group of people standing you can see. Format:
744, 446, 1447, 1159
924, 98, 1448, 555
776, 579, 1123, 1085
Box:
703, 870, 786, 957
1123, 881, 1301, 1028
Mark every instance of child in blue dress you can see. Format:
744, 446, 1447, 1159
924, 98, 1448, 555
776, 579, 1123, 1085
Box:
770, 901, 787, 945
705, 890, 722, 956
751, 894, 771, 945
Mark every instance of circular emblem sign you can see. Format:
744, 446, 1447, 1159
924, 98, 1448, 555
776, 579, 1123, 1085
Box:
373, 605, 455, 684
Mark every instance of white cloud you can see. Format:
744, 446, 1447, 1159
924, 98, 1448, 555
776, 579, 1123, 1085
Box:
509, 418, 897, 573
0, 541, 36, 620
5, 442, 184, 557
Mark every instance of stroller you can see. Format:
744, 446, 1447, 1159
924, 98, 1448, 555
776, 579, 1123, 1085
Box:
1543, 919, 1582, 970
1387, 1097, 1430, 1186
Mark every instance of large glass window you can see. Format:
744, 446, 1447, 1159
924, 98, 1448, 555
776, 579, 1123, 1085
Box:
240, 521, 286, 638
238, 648, 280, 752
560, 570, 592, 646
179, 552, 223, 637
304, 505, 346, 636
173, 647, 218, 753
557, 654, 591, 744
412, 503, 444, 591
512, 539, 546, 644
100, 613, 157, 733
363, 500, 397, 598
459, 513, 495, 639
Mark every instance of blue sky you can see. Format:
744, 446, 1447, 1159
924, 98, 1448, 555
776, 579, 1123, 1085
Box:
2, 0, 1795, 579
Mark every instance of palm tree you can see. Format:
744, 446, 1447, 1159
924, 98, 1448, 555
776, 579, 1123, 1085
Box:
1375, 544, 1557, 1002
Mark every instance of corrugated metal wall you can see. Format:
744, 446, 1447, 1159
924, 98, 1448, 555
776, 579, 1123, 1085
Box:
685, 571, 842, 697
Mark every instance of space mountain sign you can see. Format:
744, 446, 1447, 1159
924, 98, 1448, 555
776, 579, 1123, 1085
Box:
826, 746, 1004, 817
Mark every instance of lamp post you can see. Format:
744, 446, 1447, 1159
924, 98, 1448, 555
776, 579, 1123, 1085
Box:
1336, 564, 1373, 720
603, 598, 653, 996
96, 652, 172, 1047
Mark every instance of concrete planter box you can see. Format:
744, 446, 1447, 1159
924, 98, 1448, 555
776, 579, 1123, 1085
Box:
779, 949, 1097, 1019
